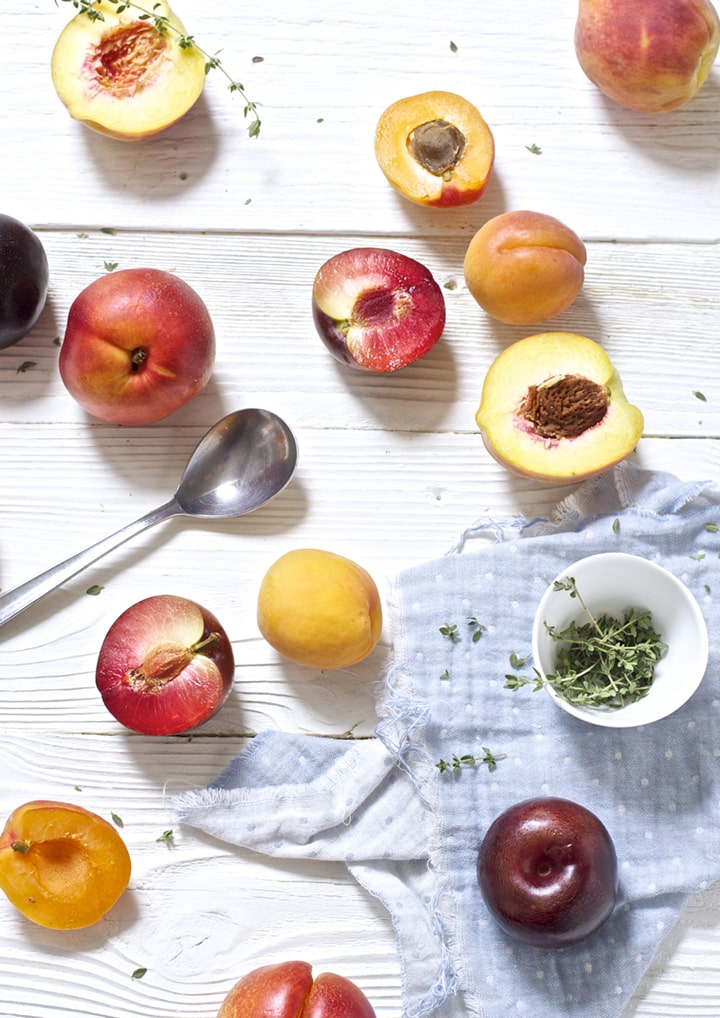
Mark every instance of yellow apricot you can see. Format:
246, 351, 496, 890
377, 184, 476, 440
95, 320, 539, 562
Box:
257, 549, 383, 669
374, 90, 494, 208
464, 211, 587, 326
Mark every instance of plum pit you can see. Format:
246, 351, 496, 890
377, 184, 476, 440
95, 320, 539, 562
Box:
408, 119, 466, 176
350, 286, 412, 331
518, 374, 609, 439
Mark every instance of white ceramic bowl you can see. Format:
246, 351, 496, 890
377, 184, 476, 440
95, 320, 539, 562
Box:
532, 552, 708, 728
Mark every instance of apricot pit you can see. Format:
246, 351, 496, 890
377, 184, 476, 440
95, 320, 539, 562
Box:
476, 332, 644, 482
375, 91, 495, 208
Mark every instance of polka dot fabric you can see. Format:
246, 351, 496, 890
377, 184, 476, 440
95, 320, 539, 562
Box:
175, 463, 720, 1018
377, 461, 720, 1017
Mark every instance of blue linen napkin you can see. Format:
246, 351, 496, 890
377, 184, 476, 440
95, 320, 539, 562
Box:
174, 462, 720, 1018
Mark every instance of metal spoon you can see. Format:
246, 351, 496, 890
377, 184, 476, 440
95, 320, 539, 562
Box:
0, 408, 298, 629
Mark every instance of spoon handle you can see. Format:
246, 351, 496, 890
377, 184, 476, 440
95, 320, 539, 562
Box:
0, 499, 182, 629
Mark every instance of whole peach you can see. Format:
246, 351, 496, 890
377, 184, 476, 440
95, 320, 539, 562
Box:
217, 961, 376, 1018
575, 0, 720, 113
58, 267, 215, 425
463, 211, 587, 326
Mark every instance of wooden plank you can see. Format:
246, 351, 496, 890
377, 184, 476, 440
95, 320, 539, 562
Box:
2, 3, 718, 239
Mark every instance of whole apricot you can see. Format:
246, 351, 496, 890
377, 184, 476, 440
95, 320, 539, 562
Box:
463, 211, 587, 326
0, 800, 131, 929
374, 91, 495, 208
257, 549, 383, 669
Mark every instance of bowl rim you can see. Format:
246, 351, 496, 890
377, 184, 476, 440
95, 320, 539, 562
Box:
531, 551, 709, 728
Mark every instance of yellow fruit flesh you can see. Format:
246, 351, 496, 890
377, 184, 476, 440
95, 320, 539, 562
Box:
51, 0, 206, 141
476, 332, 644, 482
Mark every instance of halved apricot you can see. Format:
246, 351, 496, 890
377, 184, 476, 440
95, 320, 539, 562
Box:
374, 90, 495, 208
0, 800, 131, 929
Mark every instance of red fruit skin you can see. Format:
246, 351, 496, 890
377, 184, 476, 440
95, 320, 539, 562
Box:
216, 961, 376, 1018
217, 961, 314, 1018
58, 267, 215, 425
311, 247, 446, 373
305, 973, 376, 1018
476, 796, 618, 948
96, 595, 235, 736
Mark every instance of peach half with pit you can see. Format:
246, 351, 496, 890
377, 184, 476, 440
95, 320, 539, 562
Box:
463, 211, 587, 326
374, 91, 495, 208
51, 0, 207, 141
312, 247, 446, 372
575, 0, 720, 113
475, 332, 644, 483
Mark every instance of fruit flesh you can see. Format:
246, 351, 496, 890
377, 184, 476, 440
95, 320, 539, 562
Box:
476, 332, 644, 482
463, 210, 587, 325
96, 595, 235, 735
0, 800, 131, 929
312, 247, 446, 372
257, 549, 383, 669
51, 0, 206, 140
574, 0, 720, 112
374, 91, 495, 207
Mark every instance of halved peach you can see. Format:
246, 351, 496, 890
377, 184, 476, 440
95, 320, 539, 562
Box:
51, 0, 206, 141
374, 91, 495, 208
475, 332, 644, 482
0, 800, 131, 929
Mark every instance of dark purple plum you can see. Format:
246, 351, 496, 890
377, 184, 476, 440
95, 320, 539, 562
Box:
477, 796, 618, 948
0, 214, 49, 349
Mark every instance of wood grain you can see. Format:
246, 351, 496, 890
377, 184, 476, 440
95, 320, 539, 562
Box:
0, 1, 719, 1016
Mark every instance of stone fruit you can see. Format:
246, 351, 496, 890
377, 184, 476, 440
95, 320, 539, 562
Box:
257, 549, 383, 669
477, 796, 618, 948
311, 247, 446, 372
96, 594, 235, 735
574, 0, 720, 113
217, 960, 376, 1018
463, 211, 587, 326
475, 331, 644, 483
374, 90, 495, 207
51, 0, 207, 141
0, 800, 131, 929
58, 267, 215, 425
0, 213, 49, 349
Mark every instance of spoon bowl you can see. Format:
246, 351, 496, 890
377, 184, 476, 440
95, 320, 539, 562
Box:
0, 408, 298, 628
175, 407, 298, 517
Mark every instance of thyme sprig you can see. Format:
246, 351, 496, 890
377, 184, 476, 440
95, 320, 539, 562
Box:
436, 747, 506, 773
542, 577, 667, 709
57, 0, 262, 137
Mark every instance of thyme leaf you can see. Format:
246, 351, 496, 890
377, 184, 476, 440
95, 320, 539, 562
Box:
436, 747, 506, 773
542, 577, 667, 709
439, 623, 460, 643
